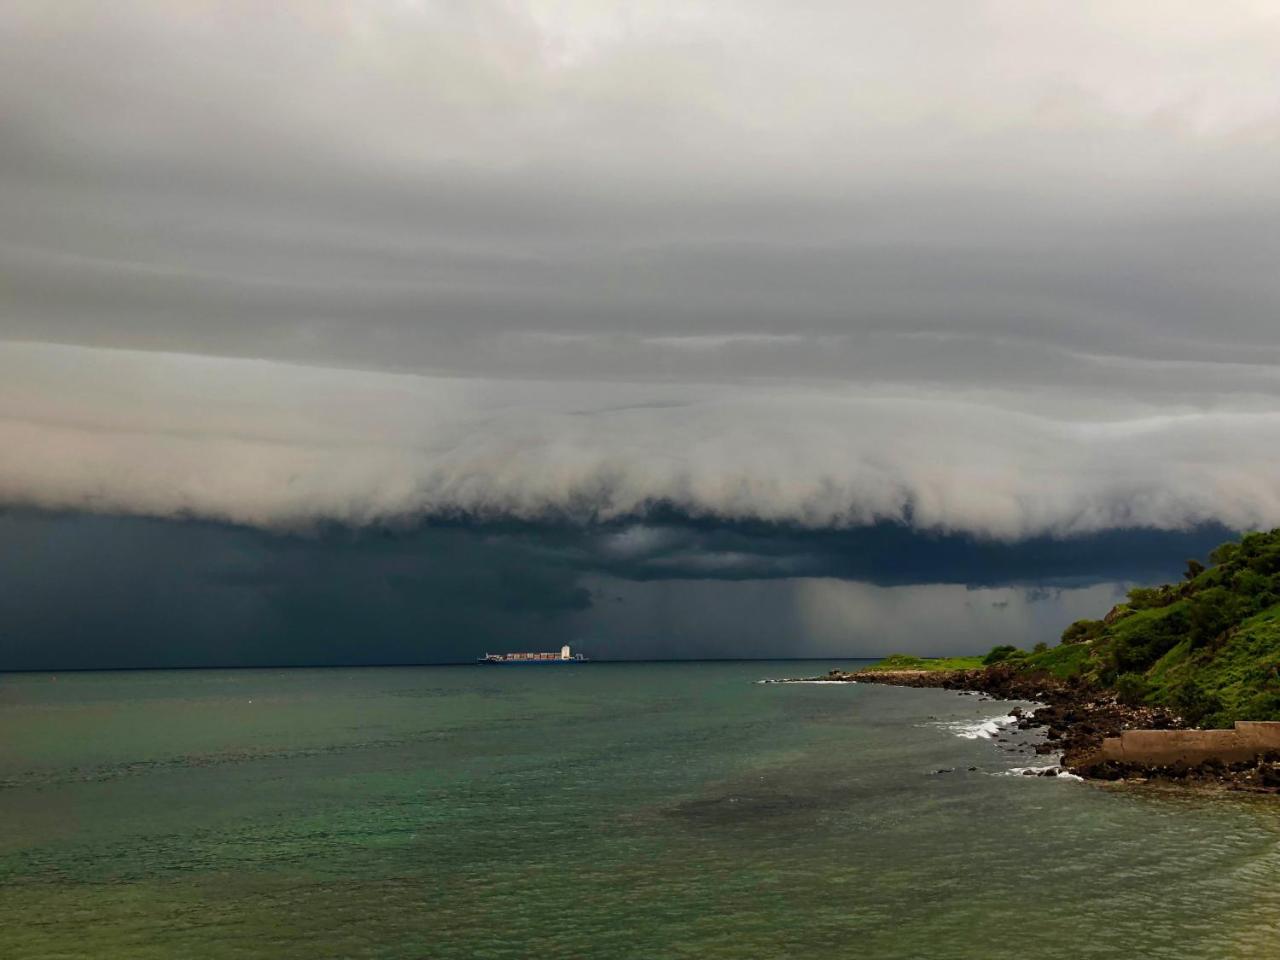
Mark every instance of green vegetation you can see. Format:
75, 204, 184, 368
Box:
1018, 639, 1094, 679
874, 530, 1280, 726
1032, 531, 1280, 724
1060, 618, 1105, 644
982, 645, 1025, 665
862, 653, 986, 672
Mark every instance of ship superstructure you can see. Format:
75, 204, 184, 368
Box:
479, 644, 588, 663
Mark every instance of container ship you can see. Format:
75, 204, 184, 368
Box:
479, 644, 588, 663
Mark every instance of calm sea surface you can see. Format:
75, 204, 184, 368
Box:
2, 662, 1279, 959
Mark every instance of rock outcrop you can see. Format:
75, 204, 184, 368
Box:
821, 665, 1280, 793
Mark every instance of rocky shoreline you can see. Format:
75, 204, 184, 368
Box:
821, 665, 1280, 794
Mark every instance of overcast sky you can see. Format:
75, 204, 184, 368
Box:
2, 2, 1278, 665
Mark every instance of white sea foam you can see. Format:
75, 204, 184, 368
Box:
756, 679, 856, 685
938, 714, 1017, 740
1007, 764, 1084, 782
929, 703, 1084, 781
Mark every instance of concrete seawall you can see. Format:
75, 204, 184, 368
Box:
1096, 722, 1280, 768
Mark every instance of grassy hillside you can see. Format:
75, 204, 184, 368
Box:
986, 530, 1280, 727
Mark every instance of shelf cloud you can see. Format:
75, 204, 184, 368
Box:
5, 341, 1279, 538
4, 3, 1280, 668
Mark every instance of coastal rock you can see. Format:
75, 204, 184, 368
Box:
842, 664, 1280, 792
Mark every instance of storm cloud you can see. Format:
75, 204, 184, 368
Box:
2, 3, 1278, 666
4, 341, 1280, 537
0, 509, 1211, 668
5, 2, 1280, 376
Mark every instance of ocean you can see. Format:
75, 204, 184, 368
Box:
2, 661, 1278, 959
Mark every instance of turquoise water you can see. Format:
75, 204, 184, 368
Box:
2, 662, 1279, 959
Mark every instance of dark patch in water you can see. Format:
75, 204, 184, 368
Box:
665, 790, 821, 823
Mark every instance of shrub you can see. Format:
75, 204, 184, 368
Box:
1234, 569, 1265, 593
1171, 678, 1224, 727
983, 645, 1021, 665
1184, 559, 1206, 581
1032, 641, 1049, 655
1126, 586, 1172, 610
1238, 691, 1280, 722
1112, 607, 1190, 672
1114, 672, 1149, 706
1209, 542, 1239, 567
1240, 531, 1280, 575
1186, 587, 1250, 648
1060, 619, 1104, 644
1231, 569, 1277, 606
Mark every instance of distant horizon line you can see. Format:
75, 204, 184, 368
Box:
0, 656, 899, 675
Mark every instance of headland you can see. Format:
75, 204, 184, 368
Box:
808, 529, 1280, 793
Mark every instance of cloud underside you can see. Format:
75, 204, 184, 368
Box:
0, 509, 1169, 668
4, 342, 1278, 538
4, 5, 1280, 543
4, 1, 1280, 386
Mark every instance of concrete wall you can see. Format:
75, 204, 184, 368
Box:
1097, 722, 1280, 767
1235, 722, 1280, 752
